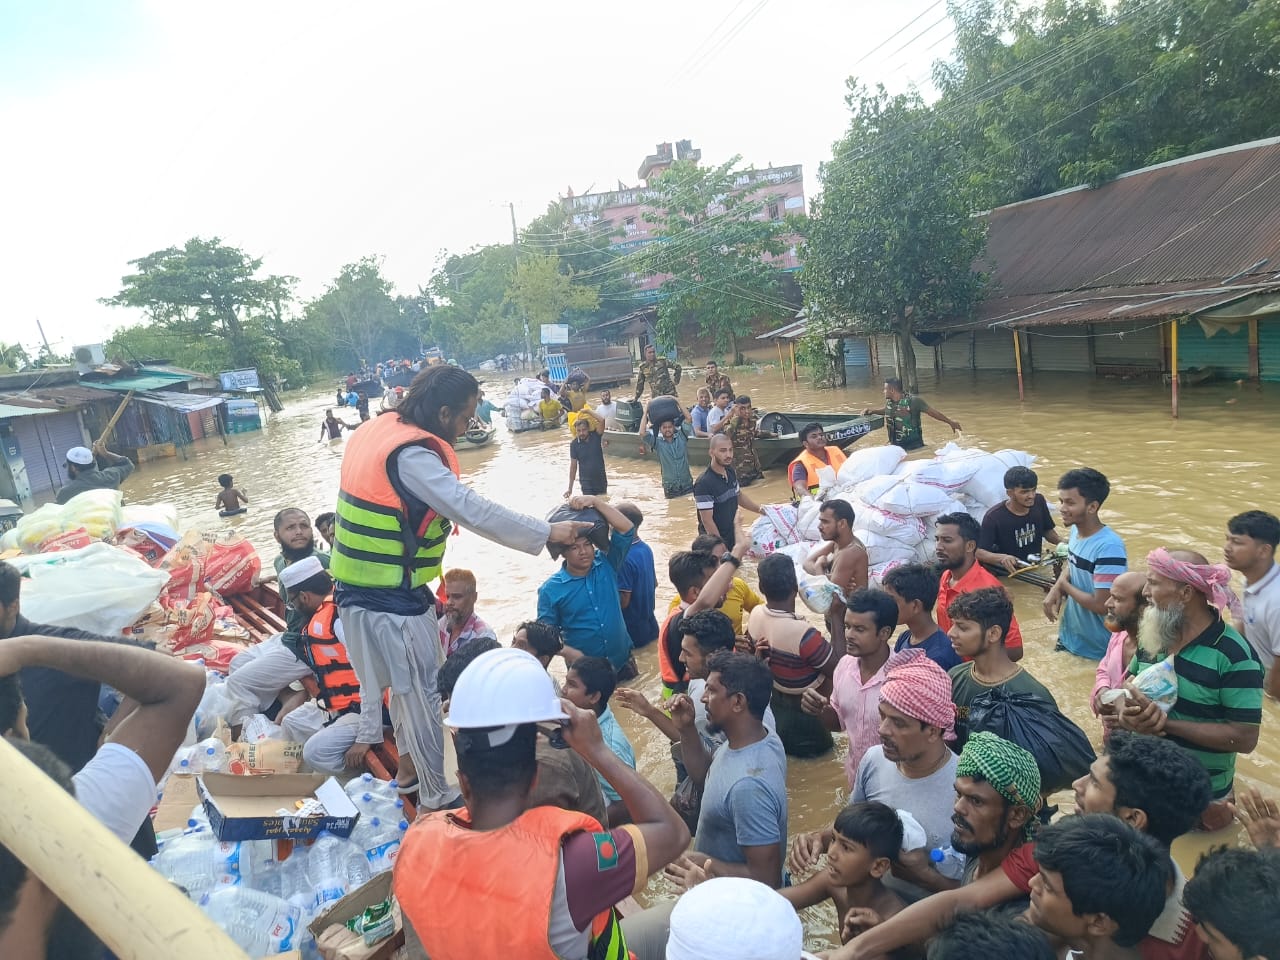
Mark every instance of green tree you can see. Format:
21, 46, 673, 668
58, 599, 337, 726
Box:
102, 237, 299, 382
518, 202, 632, 329
426, 245, 524, 365
304, 256, 414, 370
0, 342, 30, 373
505, 254, 600, 340
802, 84, 988, 393
632, 158, 796, 362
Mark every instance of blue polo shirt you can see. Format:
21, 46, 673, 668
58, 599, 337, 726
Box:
618, 536, 659, 649
537, 527, 636, 669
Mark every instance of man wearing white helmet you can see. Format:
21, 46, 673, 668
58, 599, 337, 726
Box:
394, 647, 690, 960
56, 440, 134, 504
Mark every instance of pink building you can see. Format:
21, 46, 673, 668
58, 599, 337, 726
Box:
560, 139, 806, 300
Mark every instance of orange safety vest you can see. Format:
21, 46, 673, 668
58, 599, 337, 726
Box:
302, 598, 361, 717
788, 447, 848, 495
395, 806, 631, 960
331, 414, 461, 591
657, 607, 688, 692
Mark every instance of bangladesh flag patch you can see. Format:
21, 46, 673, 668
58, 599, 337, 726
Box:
592, 832, 619, 871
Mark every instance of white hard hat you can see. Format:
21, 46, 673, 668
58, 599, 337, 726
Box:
446, 648, 567, 747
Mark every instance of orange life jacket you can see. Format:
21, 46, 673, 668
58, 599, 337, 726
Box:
394, 806, 631, 960
331, 414, 461, 591
658, 607, 688, 692
787, 446, 848, 494
302, 598, 361, 717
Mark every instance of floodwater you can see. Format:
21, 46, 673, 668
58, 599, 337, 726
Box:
115, 365, 1280, 948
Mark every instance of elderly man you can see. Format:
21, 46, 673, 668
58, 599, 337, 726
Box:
439, 568, 497, 656
1090, 570, 1148, 734
56, 440, 134, 504
1120, 547, 1264, 817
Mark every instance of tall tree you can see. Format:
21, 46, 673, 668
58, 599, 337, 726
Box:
802, 84, 988, 393
518, 202, 632, 329
102, 237, 298, 380
505, 254, 600, 339
425, 245, 524, 365
304, 256, 412, 370
632, 158, 796, 361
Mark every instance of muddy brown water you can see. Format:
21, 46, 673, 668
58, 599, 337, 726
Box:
112, 367, 1280, 948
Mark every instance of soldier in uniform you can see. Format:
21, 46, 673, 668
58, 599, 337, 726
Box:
632, 343, 682, 401
721, 395, 776, 486
704, 359, 733, 399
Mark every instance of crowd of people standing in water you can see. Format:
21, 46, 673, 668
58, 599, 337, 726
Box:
2, 359, 1279, 960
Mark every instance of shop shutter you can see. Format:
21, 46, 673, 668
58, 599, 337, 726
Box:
1025, 326, 1093, 372
870, 335, 899, 372
1254, 318, 1280, 382
1175, 319, 1249, 377
842, 337, 872, 368
11, 412, 87, 497
1094, 320, 1163, 367
971, 330, 1018, 370
939, 332, 972, 371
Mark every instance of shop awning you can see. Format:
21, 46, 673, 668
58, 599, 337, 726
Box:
137, 390, 225, 413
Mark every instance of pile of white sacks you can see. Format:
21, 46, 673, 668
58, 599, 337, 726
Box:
503, 377, 552, 423
749, 442, 1036, 612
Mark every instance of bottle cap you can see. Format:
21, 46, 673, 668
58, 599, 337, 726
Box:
930, 848, 944, 863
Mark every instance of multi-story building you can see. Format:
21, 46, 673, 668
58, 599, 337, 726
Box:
560, 139, 806, 301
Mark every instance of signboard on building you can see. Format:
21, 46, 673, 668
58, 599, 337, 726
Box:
540, 324, 570, 345
218, 369, 260, 391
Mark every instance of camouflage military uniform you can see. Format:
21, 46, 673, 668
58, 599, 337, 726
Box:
722, 410, 763, 485
634, 358, 681, 399
705, 372, 734, 399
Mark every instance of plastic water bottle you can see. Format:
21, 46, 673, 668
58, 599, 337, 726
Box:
199, 886, 303, 955
305, 833, 365, 909
353, 791, 404, 825
930, 846, 967, 881
343, 774, 398, 802
348, 817, 408, 875
153, 833, 256, 899
192, 738, 228, 773
170, 746, 197, 776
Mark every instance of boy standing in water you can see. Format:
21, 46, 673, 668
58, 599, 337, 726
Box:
214, 473, 248, 516
780, 801, 906, 930
977, 466, 1061, 573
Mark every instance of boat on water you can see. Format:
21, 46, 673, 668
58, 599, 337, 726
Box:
603, 401, 886, 469
459, 419, 498, 447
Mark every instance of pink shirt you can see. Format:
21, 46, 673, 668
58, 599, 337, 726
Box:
829, 655, 890, 788
1091, 630, 1130, 732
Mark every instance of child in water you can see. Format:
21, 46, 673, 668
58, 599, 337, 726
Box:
780, 801, 906, 930
215, 473, 249, 516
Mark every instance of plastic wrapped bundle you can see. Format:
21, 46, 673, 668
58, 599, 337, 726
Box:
835, 445, 907, 488
962, 449, 1036, 507
545, 504, 612, 561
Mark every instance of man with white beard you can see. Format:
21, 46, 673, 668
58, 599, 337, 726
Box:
1119, 547, 1263, 827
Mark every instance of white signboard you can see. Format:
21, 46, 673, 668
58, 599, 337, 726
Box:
219, 368, 260, 391
540, 324, 570, 345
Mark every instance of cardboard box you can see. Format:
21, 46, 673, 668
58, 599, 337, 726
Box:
309, 872, 405, 960
154, 773, 202, 835
198, 773, 359, 841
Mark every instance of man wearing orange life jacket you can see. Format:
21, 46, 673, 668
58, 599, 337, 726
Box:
276, 557, 385, 775
330, 366, 589, 810
394, 647, 690, 960
788, 422, 848, 500
658, 539, 751, 697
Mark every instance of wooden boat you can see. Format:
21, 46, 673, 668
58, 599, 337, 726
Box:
993, 555, 1066, 592
604, 402, 886, 470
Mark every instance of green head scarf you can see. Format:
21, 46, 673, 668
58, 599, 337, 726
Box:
956, 732, 1042, 834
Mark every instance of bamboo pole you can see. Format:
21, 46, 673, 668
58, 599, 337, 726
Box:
1012, 329, 1025, 402
1169, 319, 1179, 419
789, 340, 798, 382
0, 736, 249, 960
97, 389, 135, 445
776, 338, 785, 381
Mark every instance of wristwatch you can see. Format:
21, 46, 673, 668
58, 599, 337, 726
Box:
721, 554, 741, 568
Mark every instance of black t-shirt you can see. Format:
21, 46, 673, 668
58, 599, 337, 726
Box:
978, 495, 1056, 563
694, 465, 741, 550
569, 431, 608, 494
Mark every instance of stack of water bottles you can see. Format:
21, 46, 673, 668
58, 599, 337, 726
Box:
150, 774, 409, 957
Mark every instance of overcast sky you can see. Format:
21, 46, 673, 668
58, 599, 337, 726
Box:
1, 0, 948, 352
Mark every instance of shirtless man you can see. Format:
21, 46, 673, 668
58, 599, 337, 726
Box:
803, 499, 868, 652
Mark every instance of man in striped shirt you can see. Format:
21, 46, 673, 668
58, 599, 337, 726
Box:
1120, 547, 1263, 822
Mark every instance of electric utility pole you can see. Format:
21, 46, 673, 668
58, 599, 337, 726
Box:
510, 201, 534, 371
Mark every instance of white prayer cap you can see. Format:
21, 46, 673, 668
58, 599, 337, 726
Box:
280, 555, 324, 590
66, 446, 95, 466
666, 878, 806, 960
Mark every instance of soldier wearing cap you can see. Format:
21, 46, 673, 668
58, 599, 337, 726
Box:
393, 647, 689, 960
56, 440, 134, 504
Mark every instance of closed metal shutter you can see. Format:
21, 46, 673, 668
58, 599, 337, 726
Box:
1025, 325, 1093, 372
1176, 319, 1249, 377
870, 335, 899, 372
939, 332, 972, 371
11, 412, 88, 497
1258, 318, 1280, 381
972, 330, 1017, 370
1094, 320, 1163, 367
843, 337, 872, 368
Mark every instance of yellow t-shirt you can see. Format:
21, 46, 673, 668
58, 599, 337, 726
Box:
667, 577, 762, 635
563, 388, 588, 412
538, 398, 564, 422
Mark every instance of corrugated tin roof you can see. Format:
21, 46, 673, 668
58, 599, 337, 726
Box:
0, 403, 60, 419
980, 282, 1280, 329
89, 373, 193, 392
980, 139, 1280, 327
138, 390, 224, 412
